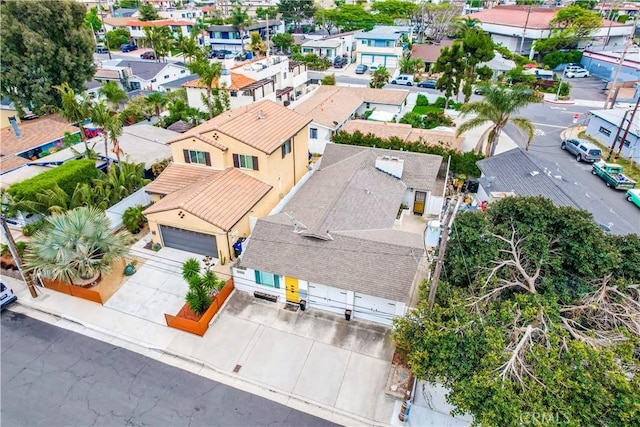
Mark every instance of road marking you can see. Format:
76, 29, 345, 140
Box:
530, 122, 566, 128
550, 106, 566, 111
534, 129, 545, 136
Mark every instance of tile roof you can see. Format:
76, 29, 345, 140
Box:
171, 100, 311, 154
143, 167, 272, 231
182, 73, 256, 91
146, 163, 221, 195
473, 6, 626, 29
0, 115, 79, 173
125, 19, 193, 27
411, 40, 454, 62
103, 17, 132, 27
239, 143, 442, 302
294, 86, 409, 129
340, 120, 463, 151
476, 148, 578, 207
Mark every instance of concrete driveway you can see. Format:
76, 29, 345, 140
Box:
166, 291, 397, 424
104, 245, 203, 324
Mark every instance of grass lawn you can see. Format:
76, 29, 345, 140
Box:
412, 105, 444, 114
579, 131, 640, 183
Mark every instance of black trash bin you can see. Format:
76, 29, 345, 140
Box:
299, 300, 306, 311
345, 309, 352, 321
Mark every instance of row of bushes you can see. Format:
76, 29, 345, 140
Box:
331, 130, 483, 176
542, 50, 583, 69
416, 95, 463, 111
8, 159, 97, 202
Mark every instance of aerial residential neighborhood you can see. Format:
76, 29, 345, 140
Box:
1, 0, 639, 426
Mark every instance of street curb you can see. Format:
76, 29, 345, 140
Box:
13, 296, 389, 427
543, 99, 575, 105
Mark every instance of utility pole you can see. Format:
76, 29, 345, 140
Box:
97, 0, 112, 60
603, 35, 631, 109
1, 218, 38, 298
614, 96, 639, 160
428, 196, 462, 311
519, 6, 532, 56
608, 107, 634, 160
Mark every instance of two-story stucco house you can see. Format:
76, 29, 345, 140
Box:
143, 100, 312, 262
354, 26, 412, 69
184, 56, 309, 111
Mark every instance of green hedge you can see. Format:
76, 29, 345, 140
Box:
331, 131, 483, 176
8, 159, 98, 202
542, 50, 583, 69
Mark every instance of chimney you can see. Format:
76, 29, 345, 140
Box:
8, 116, 21, 139
220, 66, 232, 88
375, 155, 403, 179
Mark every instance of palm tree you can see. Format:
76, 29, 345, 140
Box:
105, 113, 125, 169
249, 31, 266, 56
456, 86, 535, 157
187, 57, 222, 120
454, 16, 481, 37
400, 57, 425, 75
174, 32, 201, 64
90, 101, 113, 158
370, 67, 390, 89
142, 26, 172, 61
98, 81, 127, 111
145, 92, 168, 121
24, 206, 131, 285
229, 0, 250, 52
54, 83, 91, 156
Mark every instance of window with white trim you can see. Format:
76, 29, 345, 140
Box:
310, 128, 318, 139
255, 270, 279, 288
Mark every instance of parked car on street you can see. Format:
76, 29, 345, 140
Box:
391, 75, 414, 86
561, 138, 602, 162
333, 56, 347, 68
565, 69, 590, 78
417, 79, 437, 89
120, 43, 137, 52
626, 188, 640, 208
140, 51, 156, 60
355, 64, 368, 74
1, 281, 17, 311
95, 45, 109, 54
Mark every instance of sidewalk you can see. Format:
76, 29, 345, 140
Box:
3, 275, 393, 426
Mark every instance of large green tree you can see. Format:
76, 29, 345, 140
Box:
84, 7, 103, 33
393, 196, 640, 427
278, 0, 316, 32
533, 6, 602, 58
138, 3, 159, 21
271, 32, 294, 53
0, 0, 95, 114
433, 43, 466, 109
461, 28, 494, 103
456, 86, 535, 157
371, 0, 418, 20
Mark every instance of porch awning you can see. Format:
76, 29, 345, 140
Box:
276, 87, 293, 98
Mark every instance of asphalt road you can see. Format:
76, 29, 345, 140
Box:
0, 311, 337, 427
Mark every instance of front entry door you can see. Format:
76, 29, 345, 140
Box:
413, 191, 426, 214
285, 277, 299, 303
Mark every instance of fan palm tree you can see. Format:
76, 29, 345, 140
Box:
98, 81, 127, 111
370, 67, 390, 89
145, 92, 168, 120
24, 206, 131, 284
456, 86, 535, 157
454, 16, 481, 37
187, 57, 222, 120
54, 83, 92, 156
249, 31, 266, 56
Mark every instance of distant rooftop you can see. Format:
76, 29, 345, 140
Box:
355, 26, 412, 40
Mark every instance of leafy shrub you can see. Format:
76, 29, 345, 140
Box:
182, 257, 223, 315
416, 94, 429, 106
558, 81, 571, 97
434, 96, 447, 109
151, 158, 170, 177
15, 241, 27, 258
542, 50, 583, 69
476, 65, 493, 81
1, 244, 9, 256
321, 74, 336, 85
8, 159, 97, 206
122, 205, 147, 234
21, 219, 47, 237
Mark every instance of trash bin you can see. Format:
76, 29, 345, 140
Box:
299, 299, 306, 311
345, 309, 352, 321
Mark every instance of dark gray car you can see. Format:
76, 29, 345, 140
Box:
561, 138, 602, 162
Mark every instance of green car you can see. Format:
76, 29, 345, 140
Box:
626, 189, 640, 208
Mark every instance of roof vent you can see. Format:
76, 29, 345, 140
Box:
257, 110, 265, 119
299, 230, 334, 241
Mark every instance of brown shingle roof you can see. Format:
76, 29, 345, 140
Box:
171, 100, 311, 154
473, 6, 626, 29
294, 86, 409, 130
143, 167, 272, 231
411, 40, 454, 62
146, 163, 221, 195
0, 115, 79, 171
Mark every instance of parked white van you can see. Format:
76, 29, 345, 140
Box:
391, 75, 414, 86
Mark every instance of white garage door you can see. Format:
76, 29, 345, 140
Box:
361, 54, 375, 65
384, 56, 398, 69
308, 283, 348, 315
353, 293, 397, 325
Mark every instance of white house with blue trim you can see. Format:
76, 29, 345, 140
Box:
354, 26, 412, 70
586, 108, 640, 163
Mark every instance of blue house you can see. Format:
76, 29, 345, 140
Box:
354, 26, 412, 69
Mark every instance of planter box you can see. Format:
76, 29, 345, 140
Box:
41, 278, 104, 304
394, 209, 410, 226
165, 278, 235, 336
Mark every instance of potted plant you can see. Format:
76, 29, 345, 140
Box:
124, 258, 138, 276
122, 205, 147, 234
